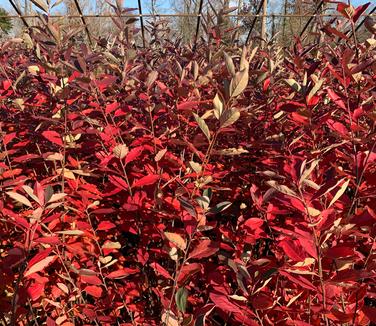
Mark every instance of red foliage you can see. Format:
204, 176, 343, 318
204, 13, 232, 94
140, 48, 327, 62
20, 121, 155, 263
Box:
0, 7, 375, 326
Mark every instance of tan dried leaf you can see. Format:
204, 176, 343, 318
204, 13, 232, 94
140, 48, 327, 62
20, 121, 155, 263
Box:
213, 93, 224, 120
230, 69, 249, 97
102, 241, 121, 249
266, 180, 298, 198
113, 144, 129, 159
6, 191, 33, 208
224, 51, 236, 77
328, 179, 350, 208
219, 109, 240, 128
164, 232, 187, 250
193, 113, 211, 141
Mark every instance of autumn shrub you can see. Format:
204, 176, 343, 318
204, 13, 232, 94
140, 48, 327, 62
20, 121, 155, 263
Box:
0, 3, 375, 325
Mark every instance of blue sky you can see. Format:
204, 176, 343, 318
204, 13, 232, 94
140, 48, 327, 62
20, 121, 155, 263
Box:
0, 0, 372, 14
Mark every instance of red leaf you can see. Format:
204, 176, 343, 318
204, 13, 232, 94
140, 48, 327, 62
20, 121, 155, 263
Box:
3, 132, 16, 145
106, 268, 139, 279
42, 130, 63, 146
3, 80, 11, 90
150, 262, 172, 279
327, 119, 348, 136
0, 168, 23, 180
280, 240, 306, 262
325, 246, 355, 259
109, 175, 129, 191
278, 101, 305, 112
363, 306, 376, 322
189, 240, 219, 260
34, 237, 60, 245
125, 146, 144, 165
84, 285, 103, 298
27, 283, 44, 301
209, 292, 243, 314
291, 112, 309, 125
298, 237, 318, 259
243, 218, 264, 230
97, 221, 116, 231
331, 269, 371, 282
27, 249, 53, 270
280, 271, 316, 291
133, 174, 159, 188
353, 3, 370, 22
81, 275, 102, 285
177, 101, 200, 111
251, 293, 274, 310
178, 263, 202, 283
25, 255, 57, 277
105, 102, 119, 114
327, 89, 347, 110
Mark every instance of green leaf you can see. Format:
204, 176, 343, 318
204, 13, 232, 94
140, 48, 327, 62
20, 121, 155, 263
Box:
203, 188, 212, 200
175, 287, 188, 313
210, 201, 232, 214
196, 196, 210, 210
284, 79, 301, 92
179, 197, 197, 218
219, 109, 240, 129
193, 113, 210, 141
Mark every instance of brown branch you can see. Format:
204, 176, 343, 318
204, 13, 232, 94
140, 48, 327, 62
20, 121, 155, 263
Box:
72, 0, 93, 46
138, 0, 146, 48
193, 0, 204, 52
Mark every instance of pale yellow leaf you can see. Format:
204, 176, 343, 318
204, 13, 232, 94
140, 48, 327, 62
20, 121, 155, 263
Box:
47, 193, 67, 203
189, 161, 202, 173
113, 144, 129, 159
56, 168, 75, 180
161, 310, 179, 326
155, 148, 167, 162
46, 152, 64, 161
212, 147, 248, 156
57, 282, 69, 294
307, 207, 321, 217
213, 93, 223, 120
56, 230, 84, 235
328, 179, 350, 208
102, 241, 121, 249
284, 79, 301, 92
22, 185, 41, 205
99, 256, 113, 264
286, 292, 303, 307
28, 65, 40, 75
6, 191, 33, 208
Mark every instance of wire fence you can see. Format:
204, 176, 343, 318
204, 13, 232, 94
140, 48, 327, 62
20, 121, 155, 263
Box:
2, 0, 376, 48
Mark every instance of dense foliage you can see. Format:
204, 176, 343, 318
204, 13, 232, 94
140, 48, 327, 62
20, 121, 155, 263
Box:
0, 2, 375, 325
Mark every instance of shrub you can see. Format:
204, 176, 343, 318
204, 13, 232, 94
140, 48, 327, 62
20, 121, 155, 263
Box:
0, 3, 375, 325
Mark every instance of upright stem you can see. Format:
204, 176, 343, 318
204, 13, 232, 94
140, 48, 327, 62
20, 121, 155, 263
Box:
297, 186, 329, 326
